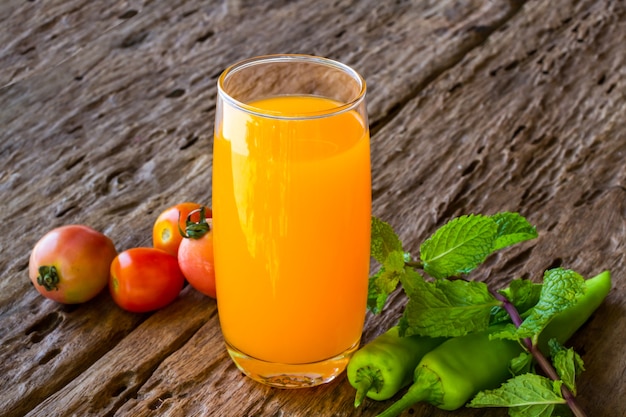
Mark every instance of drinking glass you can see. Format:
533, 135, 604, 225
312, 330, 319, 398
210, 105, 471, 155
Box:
212, 54, 371, 388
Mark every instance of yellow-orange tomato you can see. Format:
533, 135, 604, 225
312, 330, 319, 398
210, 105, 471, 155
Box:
152, 202, 212, 257
29, 225, 117, 304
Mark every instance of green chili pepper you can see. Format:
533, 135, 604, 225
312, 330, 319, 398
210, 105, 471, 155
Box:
346, 326, 446, 407
376, 270, 612, 417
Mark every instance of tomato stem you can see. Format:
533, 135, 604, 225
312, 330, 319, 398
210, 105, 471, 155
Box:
37, 265, 60, 291
178, 207, 211, 239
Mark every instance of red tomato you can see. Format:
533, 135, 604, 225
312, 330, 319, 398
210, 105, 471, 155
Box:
152, 202, 212, 257
178, 218, 216, 298
29, 225, 117, 304
109, 247, 184, 313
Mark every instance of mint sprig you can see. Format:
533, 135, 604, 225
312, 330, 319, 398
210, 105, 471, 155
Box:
366, 212, 594, 416
468, 342, 585, 416
492, 268, 586, 343
369, 212, 538, 337
549, 339, 585, 396
482, 270, 591, 417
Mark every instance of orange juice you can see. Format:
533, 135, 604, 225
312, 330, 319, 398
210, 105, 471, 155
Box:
212, 95, 371, 367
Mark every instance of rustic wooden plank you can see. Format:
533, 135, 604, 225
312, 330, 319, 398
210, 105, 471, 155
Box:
369, 0, 626, 414
0, 292, 144, 417
0, 0, 149, 86
0, 0, 523, 136
1, 0, 624, 416
1, 1, 523, 416
23, 286, 216, 417
0, 0, 523, 305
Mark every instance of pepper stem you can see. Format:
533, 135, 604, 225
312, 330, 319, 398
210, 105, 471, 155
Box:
354, 367, 384, 408
376, 381, 431, 417
353, 374, 373, 408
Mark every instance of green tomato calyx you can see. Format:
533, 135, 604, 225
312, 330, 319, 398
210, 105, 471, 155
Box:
178, 207, 211, 239
37, 265, 60, 291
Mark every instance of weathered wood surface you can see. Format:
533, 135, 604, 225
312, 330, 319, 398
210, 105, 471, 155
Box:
1, 0, 624, 416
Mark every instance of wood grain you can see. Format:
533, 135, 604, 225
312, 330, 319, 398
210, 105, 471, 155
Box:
1, 0, 624, 416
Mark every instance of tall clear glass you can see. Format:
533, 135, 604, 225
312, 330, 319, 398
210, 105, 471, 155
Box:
212, 54, 371, 388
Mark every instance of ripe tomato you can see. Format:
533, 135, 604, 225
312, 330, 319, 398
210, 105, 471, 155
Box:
178, 215, 216, 299
152, 202, 212, 257
109, 247, 184, 313
29, 225, 117, 304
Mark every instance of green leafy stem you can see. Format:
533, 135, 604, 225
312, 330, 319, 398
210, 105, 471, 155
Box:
491, 289, 586, 417
368, 212, 593, 416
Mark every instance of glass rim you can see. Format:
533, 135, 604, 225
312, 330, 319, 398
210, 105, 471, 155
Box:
217, 54, 367, 120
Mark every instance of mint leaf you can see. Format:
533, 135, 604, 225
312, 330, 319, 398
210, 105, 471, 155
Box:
491, 212, 538, 251
516, 268, 586, 342
400, 278, 500, 337
468, 373, 566, 416
489, 322, 520, 341
491, 279, 543, 325
549, 339, 585, 396
367, 268, 399, 314
367, 268, 392, 314
510, 352, 535, 376
368, 217, 407, 314
397, 263, 424, 298
371, 217, 403, 264
509, 404, 555, 417
367, 251, 406, 314
501, 279, 543, 315
420, 214, 498, 279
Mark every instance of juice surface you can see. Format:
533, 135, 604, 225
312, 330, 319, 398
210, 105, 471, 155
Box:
213, 95, 371, 364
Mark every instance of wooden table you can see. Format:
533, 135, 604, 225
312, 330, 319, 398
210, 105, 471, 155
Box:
1, 1, 624, 416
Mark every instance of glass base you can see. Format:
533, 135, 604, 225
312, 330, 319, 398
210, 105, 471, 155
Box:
224, 339, 360, 389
